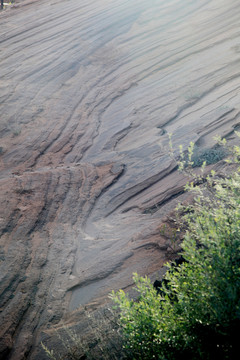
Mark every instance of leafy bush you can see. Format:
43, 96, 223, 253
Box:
111, 137, 240, 359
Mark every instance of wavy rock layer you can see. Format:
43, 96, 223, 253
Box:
0, 0, 240, 358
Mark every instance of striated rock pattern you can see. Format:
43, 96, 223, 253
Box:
0, 0, 240, 358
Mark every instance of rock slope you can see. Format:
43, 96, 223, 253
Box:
0, 0, 240, 358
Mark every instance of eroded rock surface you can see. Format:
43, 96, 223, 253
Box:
1, 0, 240, 358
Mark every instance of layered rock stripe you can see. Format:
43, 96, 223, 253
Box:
0, 0, 240, 358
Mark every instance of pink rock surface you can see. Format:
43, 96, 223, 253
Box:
0, 0, 240, 358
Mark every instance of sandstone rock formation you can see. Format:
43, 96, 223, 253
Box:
0, 0, 240, 358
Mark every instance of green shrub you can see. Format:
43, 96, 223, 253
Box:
191, 146, 227, 167
111, 137, 240, 359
